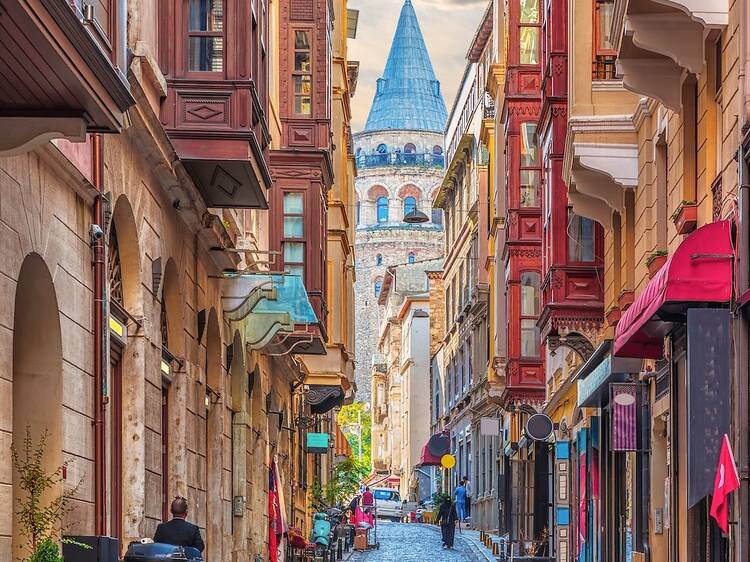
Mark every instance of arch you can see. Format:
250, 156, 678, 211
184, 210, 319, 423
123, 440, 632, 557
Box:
376, 196, 389, 223
376, 143, 388, 154
404, 143, 416, 153
403, 196, 417, 216
433, 145, 443, 155
367, 184, 389, 200
110, 195, 142, 315
161, 258, 184, 358
12, 254, 63, 557
397, 183, 422, 200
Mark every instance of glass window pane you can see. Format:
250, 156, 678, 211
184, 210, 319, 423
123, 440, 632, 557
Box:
295, 52, 311, 72
521, 319, 539, 357
598, 1, 615, 50
189, 0, 224, 31
520, 123, 538, 166
569, 212, 596, 262
285, 264, 305, 278
520, 27, 540, 65
189, 37, 224, 72
294, 75, 312, 94
377, 197, 389, 222
295, 30, 310, 49
284, 242, 304, 263
404, 196, 417, 215
284, 217, 304, 238
295, 96, 312, 115
520, 0, 538, 22
520, 272, 540, 315
521, 170, 539, 207
283, 192, 304, 214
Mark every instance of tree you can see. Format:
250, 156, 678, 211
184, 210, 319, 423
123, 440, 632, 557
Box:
11, 427, 85, 562
337, 402, 372, 472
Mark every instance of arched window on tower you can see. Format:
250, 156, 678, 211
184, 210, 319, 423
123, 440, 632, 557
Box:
404, 143, 416, 164
408, 252, 416, 264
376, 254, 383, 266
374, 278, 383, 297
403, 196, 417, 217
377, 196, 389, 223
433, 145, 444, 166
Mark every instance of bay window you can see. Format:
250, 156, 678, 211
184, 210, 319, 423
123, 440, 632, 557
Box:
593, 0, 616, 79
520, 123, 540, 207
519, 0, 540, 65
293, 30, 313, 115
282, 191, 305, 279
520, 272, 540, 357
188, 0, 225, 72
568, 210, 596, 262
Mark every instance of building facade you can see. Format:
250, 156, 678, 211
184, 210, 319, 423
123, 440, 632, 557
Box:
0, 0, 357, 560
353, 0, 446, 404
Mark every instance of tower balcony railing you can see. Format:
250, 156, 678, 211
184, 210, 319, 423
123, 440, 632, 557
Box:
357, 151, 445, 169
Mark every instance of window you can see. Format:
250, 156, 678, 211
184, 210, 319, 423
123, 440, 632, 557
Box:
404, 196, 417, 216
404, 143, 416, 153
593, 0, 616, 79
281, 191, 305, 279
376, 254, 383, 266
519, 0, 540, 65
188, 0, 224, 72
433, 145, 444, 166
374, 279, 383, 297
432, 208, 443, 225
520, 272, 540, 357
408, 253, 416, 264
292, 30, 312, 115
568, 211, 595, 262
377, 196, 389, 223
520, 123, 540, 207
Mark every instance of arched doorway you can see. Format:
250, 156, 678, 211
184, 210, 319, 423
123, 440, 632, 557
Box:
205, 308, 223, 561
107, 195, 141, 542
12, 254, 63, 558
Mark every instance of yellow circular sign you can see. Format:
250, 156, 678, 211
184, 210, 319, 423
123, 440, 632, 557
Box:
440, 454, 456, 469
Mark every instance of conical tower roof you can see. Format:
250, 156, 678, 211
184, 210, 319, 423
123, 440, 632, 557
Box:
363, 0, 448, 133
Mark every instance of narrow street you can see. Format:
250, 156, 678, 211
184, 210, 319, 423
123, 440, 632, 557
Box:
348, 522, 484, 562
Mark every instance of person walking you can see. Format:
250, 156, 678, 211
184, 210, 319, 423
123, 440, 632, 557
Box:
463, 475, 472, 520
437, 497, 458, 549
454, 480, 468, 525
362, 486, 374, 507
154, 496, 205, 553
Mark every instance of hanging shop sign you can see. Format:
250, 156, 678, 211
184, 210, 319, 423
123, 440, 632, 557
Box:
525, 413, 554, 441
305, 432, 330, 454
440, 454, 456, 469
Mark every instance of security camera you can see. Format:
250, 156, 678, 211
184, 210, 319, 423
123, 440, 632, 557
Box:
89, 224, 104, 241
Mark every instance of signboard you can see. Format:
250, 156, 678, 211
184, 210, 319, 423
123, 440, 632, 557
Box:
480, 417, 500, 436
306, 432, 329, 454
577, 356, 612, 406
687, 308, 731, 507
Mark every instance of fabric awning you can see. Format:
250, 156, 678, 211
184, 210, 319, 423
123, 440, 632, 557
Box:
415, 442, 442, 468
614, 220, 733, 358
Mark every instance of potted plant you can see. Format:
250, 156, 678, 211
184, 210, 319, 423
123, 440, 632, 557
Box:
11, 427, 88, 562
646, 249, 668, 278
605, 305, 621, 326
516, 527, 553, 560
672, 200, 698, 234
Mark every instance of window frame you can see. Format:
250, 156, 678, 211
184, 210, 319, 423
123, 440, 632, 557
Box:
291, 27, 314, 116
520, 122, 540, 208
185, 0, 226, 76
376, 196, 389, 223
567, 209, 596, 264
518, 0, 541, 66
519, 271, 541, 357
281, 189, 306, 280
592, 0, 617, 79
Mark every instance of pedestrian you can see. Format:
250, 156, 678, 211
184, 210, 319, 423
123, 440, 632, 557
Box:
154, 496, 205, 553
462, 475, 472, 520
362, 486, 374, 507
437, 497, 458, 549
454, 479, 467, 524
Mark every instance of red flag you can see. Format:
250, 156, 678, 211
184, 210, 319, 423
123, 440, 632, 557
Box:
710, 434, 740, 533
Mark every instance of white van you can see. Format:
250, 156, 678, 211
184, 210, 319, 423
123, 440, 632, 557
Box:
371, 487, 402, 520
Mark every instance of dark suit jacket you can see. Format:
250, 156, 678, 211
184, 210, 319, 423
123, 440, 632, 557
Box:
154, 517, 205, 552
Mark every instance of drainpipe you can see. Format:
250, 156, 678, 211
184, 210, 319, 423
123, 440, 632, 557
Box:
93, 133, 107, 535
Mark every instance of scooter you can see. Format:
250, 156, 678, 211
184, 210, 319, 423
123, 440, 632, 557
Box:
123, 540, 203, 562
310, 512, 332, 548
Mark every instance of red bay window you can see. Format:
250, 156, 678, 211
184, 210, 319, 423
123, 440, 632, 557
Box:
186, 0, 225, 73
293, 30, 313, 115
519, 0, 540, 65
282, 192, 306, 280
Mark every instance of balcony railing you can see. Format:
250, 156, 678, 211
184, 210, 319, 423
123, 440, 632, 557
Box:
593, 55, 618, 80
357, 151, 445, 169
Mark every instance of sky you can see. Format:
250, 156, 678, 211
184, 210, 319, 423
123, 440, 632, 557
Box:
348, 0, 488, 133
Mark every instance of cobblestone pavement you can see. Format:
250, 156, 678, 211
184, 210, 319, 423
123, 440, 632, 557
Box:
347, 521, 482, 562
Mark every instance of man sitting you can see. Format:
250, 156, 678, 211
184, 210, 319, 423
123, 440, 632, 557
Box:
154, 496, 205, 553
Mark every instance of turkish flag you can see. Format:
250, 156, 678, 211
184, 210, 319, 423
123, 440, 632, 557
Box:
710, 434, 740, 534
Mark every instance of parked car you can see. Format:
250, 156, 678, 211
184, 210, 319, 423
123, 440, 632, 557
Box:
371, 487, 402, 520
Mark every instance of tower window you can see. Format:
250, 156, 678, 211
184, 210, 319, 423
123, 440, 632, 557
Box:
376, 254, 383, 266
377, 196, 389, 223
374, 279, 383, 297
408, 253, 416, 264
403, 196, 417, 216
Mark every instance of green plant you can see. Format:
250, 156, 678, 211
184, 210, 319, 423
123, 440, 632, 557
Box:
11, 427, 85, 561
645, 249, 668, 267
337, 403, 372, 471
324, 456, 367, 506
431, 492, 451, 509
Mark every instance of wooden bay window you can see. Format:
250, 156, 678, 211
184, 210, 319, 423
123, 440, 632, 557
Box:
187, 0, 225, 72
293, 29, 313, 115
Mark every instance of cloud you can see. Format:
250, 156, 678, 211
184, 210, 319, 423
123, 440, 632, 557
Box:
348, 0, 486, 132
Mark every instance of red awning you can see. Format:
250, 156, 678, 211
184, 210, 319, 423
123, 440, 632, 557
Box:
614, 220, 733, 358
415, 442, 442, 468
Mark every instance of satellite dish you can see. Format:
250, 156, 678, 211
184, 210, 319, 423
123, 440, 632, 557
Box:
526, 413, 554, 441
428, 433, 450, 457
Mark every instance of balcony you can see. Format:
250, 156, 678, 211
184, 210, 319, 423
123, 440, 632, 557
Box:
0, 0, 135, 155
613, 0, 727, 111
356, 150, 444, 169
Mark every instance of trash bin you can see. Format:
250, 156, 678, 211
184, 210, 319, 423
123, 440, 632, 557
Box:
123, 542, 203, 562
